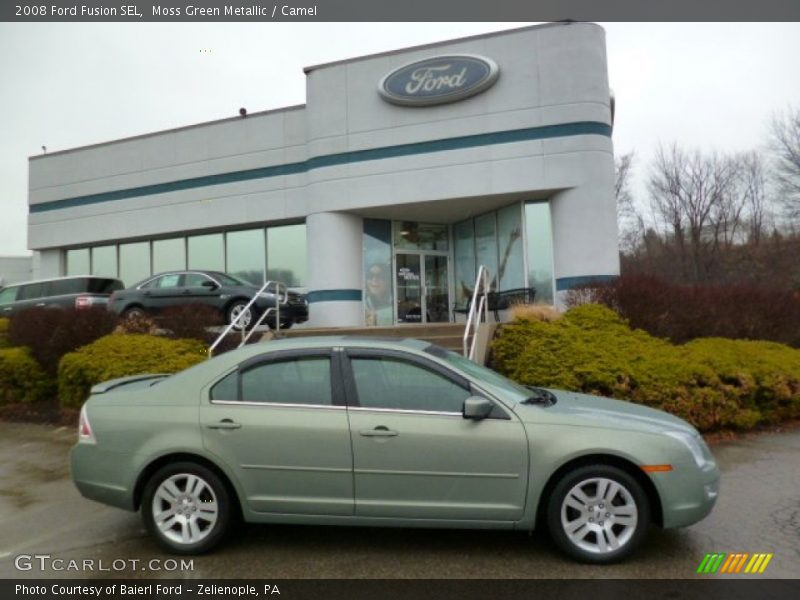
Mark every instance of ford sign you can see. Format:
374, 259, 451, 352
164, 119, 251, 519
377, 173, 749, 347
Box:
378, 55, 500, 107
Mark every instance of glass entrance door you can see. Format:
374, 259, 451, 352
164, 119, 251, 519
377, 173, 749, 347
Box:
395, 253, 450, 323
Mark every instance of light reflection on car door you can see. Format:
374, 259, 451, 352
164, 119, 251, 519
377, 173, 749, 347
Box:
343, 350, 529, 522
200, 350, 354, 516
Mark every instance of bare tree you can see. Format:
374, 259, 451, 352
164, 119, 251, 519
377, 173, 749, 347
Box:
614, 151, 644, 254
736, 152, 769, 245
648, 144, 738, 282
769, 107, 800, 221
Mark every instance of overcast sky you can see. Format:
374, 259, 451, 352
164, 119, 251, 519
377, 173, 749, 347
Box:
1, 22, 799, 256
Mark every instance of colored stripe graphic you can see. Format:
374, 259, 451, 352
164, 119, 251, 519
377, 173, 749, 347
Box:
698, 552, 773, 575
697, 553, 726, 574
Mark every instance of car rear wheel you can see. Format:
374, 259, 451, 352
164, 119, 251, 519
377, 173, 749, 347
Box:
227, 301, 253, 330
546, 465, 649, 564
141, 462, 231, 554
122, 306, 146, 320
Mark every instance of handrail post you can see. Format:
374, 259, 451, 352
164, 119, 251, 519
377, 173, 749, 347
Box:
208, 280, 289, 357
463, 266, 491, 361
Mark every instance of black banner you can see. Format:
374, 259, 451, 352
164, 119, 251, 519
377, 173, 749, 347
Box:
3, 0, 800, 22
4, 579, 800, 600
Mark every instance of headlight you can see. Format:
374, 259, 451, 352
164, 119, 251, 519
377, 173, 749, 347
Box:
664, 431, 712, 468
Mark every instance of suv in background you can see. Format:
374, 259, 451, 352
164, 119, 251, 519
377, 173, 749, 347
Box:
108, 270, 309, 329
0, 276, 124, 317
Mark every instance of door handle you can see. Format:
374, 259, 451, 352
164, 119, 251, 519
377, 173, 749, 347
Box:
207, 419, 242, 430
36, 303, 46, 307
359, 426, 398, 438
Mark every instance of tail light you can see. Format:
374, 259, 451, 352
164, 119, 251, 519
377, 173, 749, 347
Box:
78, 405, 96, 444
75, 295, 92, 309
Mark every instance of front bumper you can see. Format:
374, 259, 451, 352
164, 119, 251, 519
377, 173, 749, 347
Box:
653, 461, 720, 529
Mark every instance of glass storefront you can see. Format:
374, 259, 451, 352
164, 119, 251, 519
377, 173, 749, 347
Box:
152, 238, 186, 274
363, 219, 393, 326
524, 201, 555, 304
188, 234, 225, 272
226, 229, 265, 286
65, 248, 90, 276
267, 224, 307, 287
119, 242, 151, 287
91, 245, 117, 278
65, 223, 307, 289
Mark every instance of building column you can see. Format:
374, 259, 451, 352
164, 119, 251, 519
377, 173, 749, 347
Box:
549, 152, 620, 309
306, 212, 364, 328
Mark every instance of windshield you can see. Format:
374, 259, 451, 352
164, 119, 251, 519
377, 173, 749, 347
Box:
426, 345, 530, 403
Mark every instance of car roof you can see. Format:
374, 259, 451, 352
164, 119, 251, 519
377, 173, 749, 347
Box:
0, 274, 121, 289
216, 335, 434, 362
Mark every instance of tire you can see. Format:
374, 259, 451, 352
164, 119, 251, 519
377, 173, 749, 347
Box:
122, 306, 146, 320
141, 462, 231, 555
226, 300, 253, 331
546, 465, 650, 564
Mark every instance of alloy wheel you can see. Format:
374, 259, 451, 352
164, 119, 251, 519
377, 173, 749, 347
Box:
151, 473, 219, 546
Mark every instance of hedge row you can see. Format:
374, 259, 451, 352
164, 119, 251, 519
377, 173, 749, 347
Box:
491, 304, 800, 432
0, 346, 54, 405
58, 335, 208, 408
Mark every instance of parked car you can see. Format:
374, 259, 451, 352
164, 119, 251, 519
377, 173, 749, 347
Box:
0, 275, 124, 316
107, 270, 308, 329
70, 337, 719, 562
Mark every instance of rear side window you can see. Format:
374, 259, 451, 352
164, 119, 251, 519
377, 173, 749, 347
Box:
19, 282, 45, 300
47, 279, 86, 296
0, 287, 19, 304
241, 357, 332, 406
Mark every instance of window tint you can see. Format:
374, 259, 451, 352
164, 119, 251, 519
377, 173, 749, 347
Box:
351, 357, 470, 413
47, 279, 85, 296
210, 371, 238, 401
19, 282, 45, 300
0, 287, 19, 305
241, 357, 331, 405
185, 273, 213, 287
86, 278, 123, 294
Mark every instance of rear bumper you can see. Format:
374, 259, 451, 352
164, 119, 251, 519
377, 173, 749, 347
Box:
70, 443, 136, 511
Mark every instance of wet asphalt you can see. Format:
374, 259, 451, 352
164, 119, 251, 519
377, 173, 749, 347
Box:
0, 422, 797, 579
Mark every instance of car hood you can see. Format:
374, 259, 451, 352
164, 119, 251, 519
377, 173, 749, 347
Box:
516, 389, 697, 436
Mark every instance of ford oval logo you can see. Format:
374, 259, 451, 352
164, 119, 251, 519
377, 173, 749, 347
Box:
378, 54, 500, 107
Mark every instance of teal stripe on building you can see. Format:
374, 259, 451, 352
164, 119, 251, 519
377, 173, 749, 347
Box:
30, 121, 612, 214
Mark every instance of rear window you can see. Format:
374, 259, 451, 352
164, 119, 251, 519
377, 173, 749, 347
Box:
85, 278, 124, 294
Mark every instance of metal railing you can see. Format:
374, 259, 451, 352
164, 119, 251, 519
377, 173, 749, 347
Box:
208, 281, 289, 357
463, 266, 490, 361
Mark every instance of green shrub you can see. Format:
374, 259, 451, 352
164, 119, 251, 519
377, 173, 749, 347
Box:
0, 347, 54, 405
0, 317, 10, 348
490, 304, 800, 432
58, 334, 207, 408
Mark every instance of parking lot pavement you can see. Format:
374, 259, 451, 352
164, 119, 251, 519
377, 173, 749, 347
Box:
0, 421, 798, 579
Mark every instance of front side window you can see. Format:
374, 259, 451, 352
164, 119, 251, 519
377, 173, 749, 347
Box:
240, 357, 332, 406
350, 356, 470, 413
185, 273, 213, 288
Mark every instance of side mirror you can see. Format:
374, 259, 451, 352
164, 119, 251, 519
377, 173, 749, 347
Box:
463, 396, 493, 420
201, 280, 218, 290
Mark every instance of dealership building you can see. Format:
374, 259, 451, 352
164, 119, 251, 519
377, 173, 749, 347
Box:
27, 22, 619, 327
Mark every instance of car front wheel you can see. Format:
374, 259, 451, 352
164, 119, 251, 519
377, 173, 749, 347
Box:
546, 465, 650, 563
226, 301, 253, 330
141, 462, 231, 554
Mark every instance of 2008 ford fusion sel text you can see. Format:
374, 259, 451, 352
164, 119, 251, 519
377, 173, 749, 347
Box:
70, 337, 719, 563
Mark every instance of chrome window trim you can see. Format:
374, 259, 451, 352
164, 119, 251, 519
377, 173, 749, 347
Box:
347, 406, 462, 417
209, 399, 343, 410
